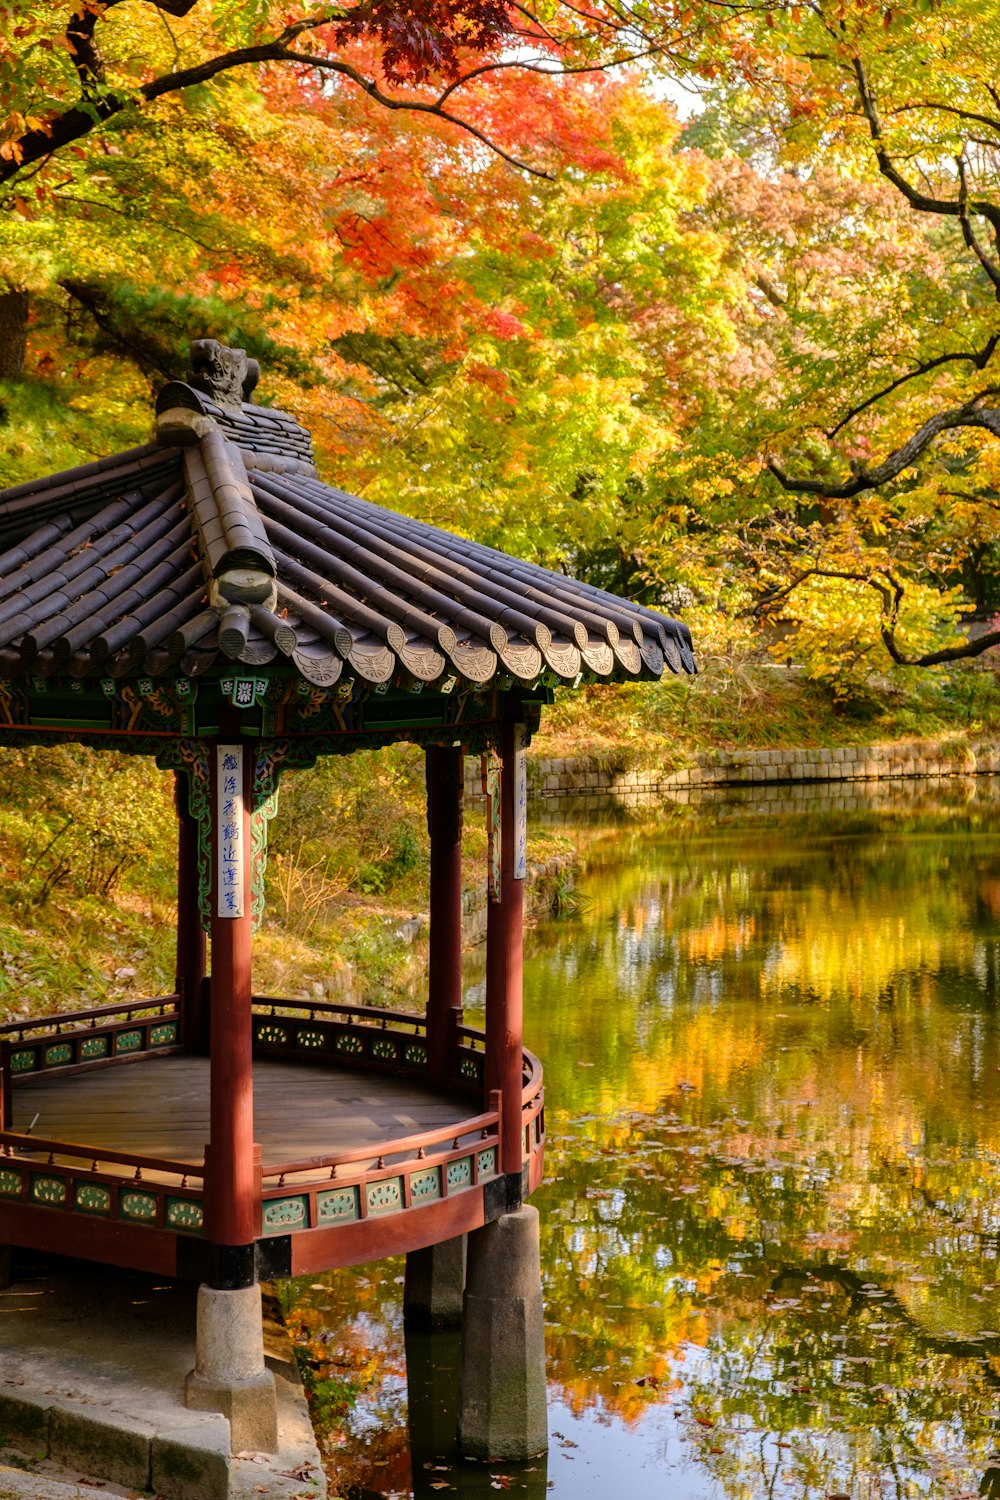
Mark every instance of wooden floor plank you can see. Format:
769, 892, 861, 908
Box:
11, 1057, 475, 1167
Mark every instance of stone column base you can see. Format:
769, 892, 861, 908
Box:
458, 1205, 547, 1460
184, 1283, 277, 1454
404, 1234, 467, 1328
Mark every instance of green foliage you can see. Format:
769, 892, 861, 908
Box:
267, 746, 428, 922
0, 745, 174, 903
0, 746, 176, 1012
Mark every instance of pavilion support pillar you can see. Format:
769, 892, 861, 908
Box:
458, 1206, 547, 1460
404, 1233, 467, 1328
425, 744, 464, 1088
406, 747, 467, 1327
458, 717, 547, 1460
186, 1284, 276, 1454
185, 741, 276, 1455
175, 771, 208, 1055
485, 718, 526, 1186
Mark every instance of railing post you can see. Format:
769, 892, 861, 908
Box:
0, 1039, 10, 1130
426, 746, 464, 1089
447, 1005, 464, 1087
252, 1143, 263, 1239
489, 1087, 502, 1162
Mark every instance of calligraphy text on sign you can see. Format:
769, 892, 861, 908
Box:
217, 745, 245, 919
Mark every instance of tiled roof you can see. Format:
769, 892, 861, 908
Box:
0, 343, 696, 691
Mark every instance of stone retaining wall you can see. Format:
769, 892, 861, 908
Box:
461, 852, 576, 945
463, 737, 1000, 809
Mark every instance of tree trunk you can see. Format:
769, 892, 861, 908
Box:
0, 291, 28, 381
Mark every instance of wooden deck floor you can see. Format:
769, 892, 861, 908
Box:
11, 1056, 473, 1168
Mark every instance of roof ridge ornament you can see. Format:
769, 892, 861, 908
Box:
187, 339, 260, 411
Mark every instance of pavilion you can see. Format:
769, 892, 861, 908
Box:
0, 341, 695, 1462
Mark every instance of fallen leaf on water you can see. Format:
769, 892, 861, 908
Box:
695, 1415, 715, 1428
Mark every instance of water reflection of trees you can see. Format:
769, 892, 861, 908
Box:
522, 821, 1000, 1492
289, 816, 1000, 1498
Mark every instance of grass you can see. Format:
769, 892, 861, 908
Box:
535, 652, 1000, 765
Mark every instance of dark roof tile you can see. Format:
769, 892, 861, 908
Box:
0, 347, 694, 695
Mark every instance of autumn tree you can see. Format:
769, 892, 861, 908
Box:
676, 1, 1000, 679
9, 1, 1000, 691
0, 2, 750, 587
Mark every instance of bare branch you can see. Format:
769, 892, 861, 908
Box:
956, 153, 1000, 297
769, 399, 1000, 499
280, 50, 554, 177
887, 100, 1000, 139
434, 41, 679, 107
0, 14, 552, 188
826, 335, 1000, 438
53, 192, 217, 251
853, 55, 1000, 240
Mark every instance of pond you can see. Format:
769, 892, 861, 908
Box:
284, 788, 1000, 1500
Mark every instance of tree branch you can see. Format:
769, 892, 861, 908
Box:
853, 55, 1000, 240
826, 335, 1000, 438
756, 564, 1000, 668
956, 153, 1000, 298
769, 398, 1000, 499
887, 99, 1000, 139
0, 10, 552, 186
433, 42, 674, 108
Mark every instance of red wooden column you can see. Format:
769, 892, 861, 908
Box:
205, 741, 258, 1249
174, 771, 208, 1055
485, 717, 526, 1180
426, 745, 465, 1088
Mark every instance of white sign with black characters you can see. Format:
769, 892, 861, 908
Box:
217, 744, 245, 919
514, 723, 528, 881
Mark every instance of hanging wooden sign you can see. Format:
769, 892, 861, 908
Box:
482, 748, 502, 903
513, 723, 527, 881
217, 744, 245, 919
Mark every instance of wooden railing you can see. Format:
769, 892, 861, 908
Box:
0, 997, 181, 1127
0, 998, 543, 1241
455, 1022, 486, 1089
0, 1130, 204, 1234
522, 1046, 545, 1163
0, 995, 181, 1043
251, 995, 435, 1078
0, 996, 182, 1128
257, 1094, 502, 1235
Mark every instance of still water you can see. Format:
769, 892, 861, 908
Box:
287, 792, 1000, 1499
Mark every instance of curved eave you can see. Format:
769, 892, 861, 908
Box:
0, 414, 695, 694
